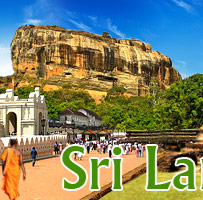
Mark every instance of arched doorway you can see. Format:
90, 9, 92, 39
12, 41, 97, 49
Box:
38, 112, 42, 135
6, 112, 17, 135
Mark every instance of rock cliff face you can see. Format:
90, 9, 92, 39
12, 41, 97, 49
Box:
11, 25, 181, 95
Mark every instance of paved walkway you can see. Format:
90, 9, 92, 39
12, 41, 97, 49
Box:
0, 150, 146, 200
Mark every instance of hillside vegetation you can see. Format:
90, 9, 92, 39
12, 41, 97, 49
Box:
4, 74, 202, 130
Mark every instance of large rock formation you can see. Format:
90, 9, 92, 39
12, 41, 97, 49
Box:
10, 25, 181, 95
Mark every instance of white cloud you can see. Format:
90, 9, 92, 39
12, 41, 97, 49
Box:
191, 0, 203, 6
172, 0, 194, 13
0, 46, 14, 77
24, 0, 49, 19
173, 60, 192, 79
141, 29, 158, 41
67, 18, 92, 32
22, 0, 56, 26
88, 16, 97, 23
181, 73, 191, 79
65, 11, 76, 19
25, 19, 42, 26
107, 19, 126, 38
63, 11, 126, 38
63, 11, 93, 32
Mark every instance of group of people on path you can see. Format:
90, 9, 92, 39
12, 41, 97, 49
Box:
66, 139, 145, 159
134, 142, 145, 157
54, 142, 63, 155
0, 138, 144, 200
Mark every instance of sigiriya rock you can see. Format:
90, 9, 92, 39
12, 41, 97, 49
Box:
7, 25, 181, 96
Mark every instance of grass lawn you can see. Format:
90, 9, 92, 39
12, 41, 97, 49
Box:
101, 171, 203, 200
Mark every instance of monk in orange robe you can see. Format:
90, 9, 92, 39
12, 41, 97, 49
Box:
0, 139, 26, 200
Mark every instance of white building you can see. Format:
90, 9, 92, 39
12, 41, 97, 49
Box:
77, 108, 102, 127
59, 108, 88, 127
59, 108, 102, 128
0, 87, 48, 137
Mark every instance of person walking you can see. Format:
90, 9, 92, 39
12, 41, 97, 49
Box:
59, 142, 63, 154
103, 143, 106, 154
99, 143, 103, 154
74, 152, 77, 159
31, 147, 37, 167
138, 143, 142, 157
0, 139, 26, 200
129, 143, 132, 152
77, 144, 82, 160
135, 143, 139, 157
108, 143, 112, 158
126, 144, 129, 155
54, 142, 59, 155
86, 140, 90, 154
141, 143, 144, 157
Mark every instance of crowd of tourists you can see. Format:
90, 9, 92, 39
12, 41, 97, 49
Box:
0, 137, 145, 200
53, 138, 145, 160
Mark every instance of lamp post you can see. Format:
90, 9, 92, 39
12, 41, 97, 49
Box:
83, 124, 86, 130
72, 119, 76, 141
41, 118, 46, 135
82, 124, 87, 141
64, 121, 67, 132
64, 121, 69, 142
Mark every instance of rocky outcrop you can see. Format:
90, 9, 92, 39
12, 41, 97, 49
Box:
157, 151, 197, 172
10, 25, 181, 95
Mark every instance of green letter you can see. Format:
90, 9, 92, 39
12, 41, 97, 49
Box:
61, 145, 87, 191
146, 144, 171, 191
200, 157, 203, 191
172, 157, 196, 191
112, 146, 123, 191
90, 158, 110, 191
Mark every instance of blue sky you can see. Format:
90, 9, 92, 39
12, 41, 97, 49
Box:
0, 0, 203, 78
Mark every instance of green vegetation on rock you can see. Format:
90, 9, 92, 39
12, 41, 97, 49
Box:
97, 74, 203, 130
6, 73, 203, 130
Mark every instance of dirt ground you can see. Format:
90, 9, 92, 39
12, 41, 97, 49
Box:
0, 150, 146, 200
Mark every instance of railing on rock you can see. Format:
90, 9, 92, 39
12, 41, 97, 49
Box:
125, 129, 200, 143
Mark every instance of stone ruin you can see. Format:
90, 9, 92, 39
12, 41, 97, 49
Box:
0, 135, 67, 162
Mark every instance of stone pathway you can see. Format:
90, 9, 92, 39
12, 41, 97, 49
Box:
0, 150, 146, 200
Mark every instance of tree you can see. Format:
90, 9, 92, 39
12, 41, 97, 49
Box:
15, 86, 35, 99
149, 77, 161, 106
0, 88, 6, 94
102, 32, 111, 37
105, 86, 127, 101
11, 74, 203, 130
154, 74, 203, 129
43, 88, 96, 119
